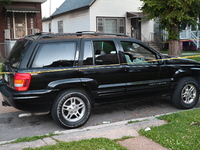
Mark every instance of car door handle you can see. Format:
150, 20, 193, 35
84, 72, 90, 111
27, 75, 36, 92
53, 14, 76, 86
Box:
127, 69, 142, 73
128, 69, 135, 72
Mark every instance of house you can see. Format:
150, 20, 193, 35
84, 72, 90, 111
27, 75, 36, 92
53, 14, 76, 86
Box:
42, 0, 155, 46
43, 0, 200, 51
0, 0, 47, 58
179, 26, 200, 51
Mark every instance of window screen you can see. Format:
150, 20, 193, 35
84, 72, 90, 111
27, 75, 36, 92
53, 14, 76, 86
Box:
97, 17, 125, 34
32, 42, 76, 68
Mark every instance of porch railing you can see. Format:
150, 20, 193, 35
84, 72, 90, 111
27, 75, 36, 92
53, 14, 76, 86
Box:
4, 28, 40, 40
150, 32, 163, 51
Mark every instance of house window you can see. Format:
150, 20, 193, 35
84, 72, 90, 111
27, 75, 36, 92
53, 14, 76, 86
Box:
30, 18, 34, 29
97, 17, 125, 34
58, 20, 63, 33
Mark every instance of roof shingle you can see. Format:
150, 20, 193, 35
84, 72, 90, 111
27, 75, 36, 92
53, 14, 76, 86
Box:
52, 0, 95, 17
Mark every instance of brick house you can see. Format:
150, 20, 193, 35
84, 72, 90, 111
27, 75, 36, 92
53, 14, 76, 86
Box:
0, 0, 47, 58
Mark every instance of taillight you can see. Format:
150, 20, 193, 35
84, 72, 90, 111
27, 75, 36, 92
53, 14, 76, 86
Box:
14, 73, 32, 91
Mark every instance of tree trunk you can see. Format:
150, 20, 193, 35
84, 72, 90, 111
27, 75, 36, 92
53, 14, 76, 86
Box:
168, 24, 181, 57
168, 40, 181, 57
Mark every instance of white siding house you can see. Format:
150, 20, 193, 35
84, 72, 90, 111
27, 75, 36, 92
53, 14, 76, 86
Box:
42, 0, 155, 42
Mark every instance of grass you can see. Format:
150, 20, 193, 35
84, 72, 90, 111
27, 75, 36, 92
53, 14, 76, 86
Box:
127, 119, 148, 124
161, 50, 200, 54
113, 136, 134, 142
185, 55, 200, 62
139, 108, 200, 150
23, 138, 128, 150
3, 133, 59, 145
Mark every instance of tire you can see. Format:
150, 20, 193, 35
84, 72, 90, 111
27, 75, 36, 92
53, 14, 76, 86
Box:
51, 89, 92, 128
172, 77, 200, 109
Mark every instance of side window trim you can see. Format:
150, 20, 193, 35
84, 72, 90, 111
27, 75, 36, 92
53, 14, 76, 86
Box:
27, 44, 40, 68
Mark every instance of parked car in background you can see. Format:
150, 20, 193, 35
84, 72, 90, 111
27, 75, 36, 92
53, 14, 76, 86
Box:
0, 32, 200, 128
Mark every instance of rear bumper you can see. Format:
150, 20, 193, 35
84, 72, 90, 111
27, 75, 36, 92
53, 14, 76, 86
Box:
0, 83, 58, 112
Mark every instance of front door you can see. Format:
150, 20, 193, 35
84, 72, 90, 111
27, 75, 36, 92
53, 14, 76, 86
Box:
118, 39, 169, 97
14, 13, 26, 39
131, 18, 141, 40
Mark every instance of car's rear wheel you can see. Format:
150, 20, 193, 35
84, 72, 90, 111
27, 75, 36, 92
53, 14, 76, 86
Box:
51, 89, 91, 128
172, 77, 199, 109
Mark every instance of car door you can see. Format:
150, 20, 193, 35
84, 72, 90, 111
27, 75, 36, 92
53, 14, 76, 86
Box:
79, 38, 126, 103
117, 39, 170, 97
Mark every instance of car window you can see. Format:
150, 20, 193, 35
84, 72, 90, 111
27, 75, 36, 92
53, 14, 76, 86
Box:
83, 41, 119, 65
121, 41, 158, 65
6, 39, 29, 68
32, 42, 76, 68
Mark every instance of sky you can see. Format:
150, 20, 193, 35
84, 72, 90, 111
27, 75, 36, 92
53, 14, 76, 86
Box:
42, 0, 65, 18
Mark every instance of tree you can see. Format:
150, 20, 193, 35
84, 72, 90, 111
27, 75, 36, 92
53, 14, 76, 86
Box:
141, 0, 200, 56
0, 0, 12, 6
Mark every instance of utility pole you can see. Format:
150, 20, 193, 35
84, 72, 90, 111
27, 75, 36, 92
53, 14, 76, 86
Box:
49, 0, 51, 16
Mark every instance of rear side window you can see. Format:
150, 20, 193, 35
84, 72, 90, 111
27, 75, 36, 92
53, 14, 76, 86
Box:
7, 39, 29, 68
32, 42, 76, 68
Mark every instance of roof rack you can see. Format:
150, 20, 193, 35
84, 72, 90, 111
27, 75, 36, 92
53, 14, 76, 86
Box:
25, 31, 130, 40
24, 32, 52, 40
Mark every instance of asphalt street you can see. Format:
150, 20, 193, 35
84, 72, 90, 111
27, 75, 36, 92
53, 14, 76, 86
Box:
1, 95, 200, 142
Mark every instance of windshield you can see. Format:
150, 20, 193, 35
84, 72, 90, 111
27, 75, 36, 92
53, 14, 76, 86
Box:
6, 39, 29, 68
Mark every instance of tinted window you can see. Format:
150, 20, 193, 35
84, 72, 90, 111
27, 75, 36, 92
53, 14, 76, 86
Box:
7, 39, 29, 68
32, 42, 76, 68
94, 41, 119, 65
83, 41, 119, 65
121, 41, 158, 65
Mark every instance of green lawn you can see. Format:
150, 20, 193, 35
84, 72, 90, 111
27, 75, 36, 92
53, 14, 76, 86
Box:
139, 109, 200, 150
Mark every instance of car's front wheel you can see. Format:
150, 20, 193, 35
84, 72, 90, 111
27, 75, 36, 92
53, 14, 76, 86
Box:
172, 77, 199, 109
51, 89, 92, 128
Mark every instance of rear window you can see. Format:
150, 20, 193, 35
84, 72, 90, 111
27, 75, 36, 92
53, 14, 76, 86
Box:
32, 42, 77, 68
6, 39, 29, 68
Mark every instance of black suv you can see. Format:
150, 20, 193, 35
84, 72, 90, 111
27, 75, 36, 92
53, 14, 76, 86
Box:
1, 32, 200, 128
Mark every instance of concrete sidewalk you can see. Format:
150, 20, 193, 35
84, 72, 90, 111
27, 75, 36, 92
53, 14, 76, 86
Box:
0, 116, 169, 150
